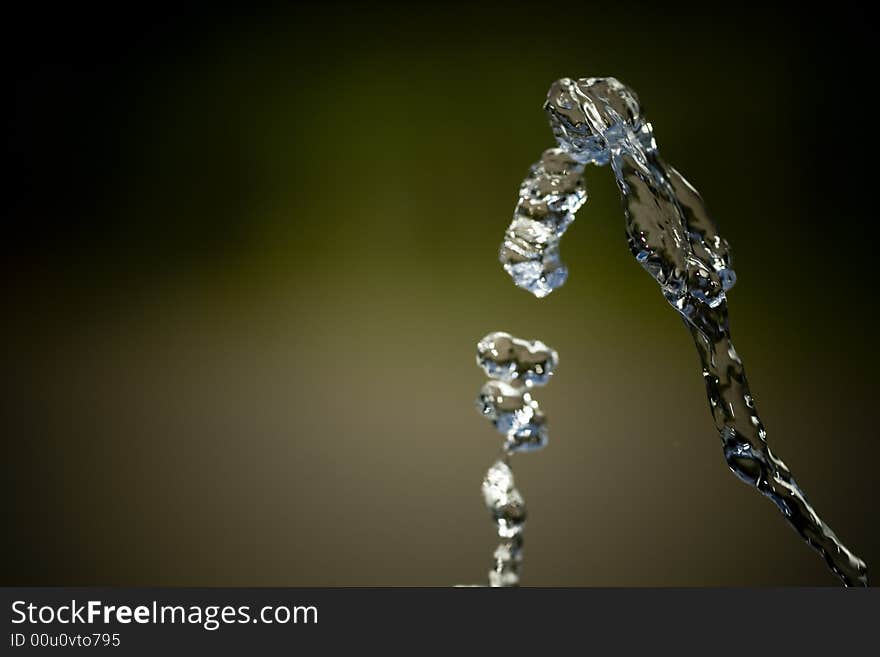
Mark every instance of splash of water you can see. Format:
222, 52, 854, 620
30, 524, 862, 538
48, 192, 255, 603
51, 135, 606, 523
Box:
482, 459, 525, 587
477, 331, 558, 387
477, 381, 547, 452
501, 77, 867, 586
499, 151, 587, 297
475, 332, 558, 585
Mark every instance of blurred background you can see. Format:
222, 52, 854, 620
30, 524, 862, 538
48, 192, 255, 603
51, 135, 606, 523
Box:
4, 2, 877, 585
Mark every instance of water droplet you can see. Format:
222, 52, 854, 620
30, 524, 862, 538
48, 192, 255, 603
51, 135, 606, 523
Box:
476, 331, 558, 387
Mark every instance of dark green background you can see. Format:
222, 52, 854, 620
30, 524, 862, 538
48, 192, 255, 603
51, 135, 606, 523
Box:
5, 3, 877, 585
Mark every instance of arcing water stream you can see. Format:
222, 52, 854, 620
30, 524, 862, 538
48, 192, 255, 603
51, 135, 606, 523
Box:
496, 77, 867, 586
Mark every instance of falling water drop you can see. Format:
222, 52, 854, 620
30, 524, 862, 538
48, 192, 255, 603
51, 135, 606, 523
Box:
473, 333, 559, 585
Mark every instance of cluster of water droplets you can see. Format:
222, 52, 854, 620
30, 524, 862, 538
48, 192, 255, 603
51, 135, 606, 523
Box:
499, 150, 587, 297
499, 76, 867, 586
475, 332, 558, 586
476, 332, 557, 452
481, 460, 525, 587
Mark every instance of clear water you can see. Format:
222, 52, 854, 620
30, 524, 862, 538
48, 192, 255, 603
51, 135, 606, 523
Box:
482, 459, 525, 587
499, 150, 587, 297
477, 331, 558, 387
499, 77, 868, 586
475, 332, 558, 585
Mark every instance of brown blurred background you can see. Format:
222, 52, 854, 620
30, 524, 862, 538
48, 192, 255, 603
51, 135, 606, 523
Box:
4, 3, 877, 585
